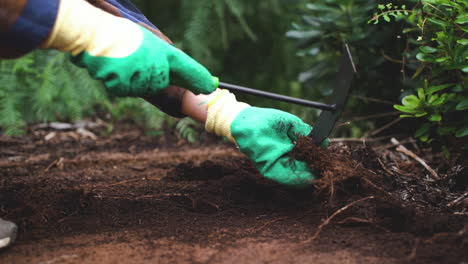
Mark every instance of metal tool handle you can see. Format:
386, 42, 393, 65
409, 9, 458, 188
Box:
216, 81, 337, 112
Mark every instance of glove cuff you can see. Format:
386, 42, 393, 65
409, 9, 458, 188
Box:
41, 0, 142, 58
205, 90, 250, 143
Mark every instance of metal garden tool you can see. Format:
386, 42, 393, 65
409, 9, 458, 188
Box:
213, 44, 357, 145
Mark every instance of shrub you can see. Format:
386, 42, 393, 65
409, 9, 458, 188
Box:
371, 1, 468, 149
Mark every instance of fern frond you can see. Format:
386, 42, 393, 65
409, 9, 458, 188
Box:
176, 118, 200, 144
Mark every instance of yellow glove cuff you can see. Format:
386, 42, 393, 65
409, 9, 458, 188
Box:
41, 0, 142, 58
205, 89, 250, 143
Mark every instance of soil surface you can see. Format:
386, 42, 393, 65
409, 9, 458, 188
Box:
0, 125, 467, 264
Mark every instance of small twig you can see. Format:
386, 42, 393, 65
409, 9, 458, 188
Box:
44, 157, 65, 172
254, 217, 288, 233
447, 192, 468, 208
374, 139, 412, 151
454, 212, 468, 216
330, 136, 393, 143
302, 196, 375, 243
365, 118, 403, 138
348, 111, 401, 123
350, 95, 395, 105
337, 217, 373, 225
378, 158, 395, 176
391, 138, 440, 180
109, 193, 188, 200
391, 166, 414, 177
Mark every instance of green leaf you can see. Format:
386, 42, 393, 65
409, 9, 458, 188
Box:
455, 14, 468, 24
461, 25, 468, 33
462, 66, 468, 73
403, 27, 418, 34
456, 99, 468, 110
415, 123, 431, 138
420, 134, 430, 142
427, 84, 452, 94
402, 94, 421, 107
414, 112, 428, 117
417, 88, 425, 100
427, 17, 449, 27
378, 4, 385, 10
428, 94, 439, 104
435, 57, 450, 63
286, 30, 321, 39
419, 46, 438, 53
400, 114, 415, 118
428, 114, 442, 122
431, 95, 448, 106
456, 126, 468, 138
306, 4, 337, 12
416, 53, 436, 62
394, 104, 422, 114
383, 14, 391, 22
457, 39, 468, 45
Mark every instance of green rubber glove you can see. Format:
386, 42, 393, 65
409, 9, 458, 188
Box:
71, 26, 215, 97
41, 0, 214, 97
205, 90, 328, 188
232, 107, 315, 187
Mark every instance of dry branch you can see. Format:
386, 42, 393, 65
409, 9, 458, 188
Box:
330, 136, 393, 143
391, 138, 440, 180
378, 158, 395, 176
366, 118, 403, 137
447, 192, 468, 208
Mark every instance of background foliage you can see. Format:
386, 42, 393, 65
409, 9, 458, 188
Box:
380, 0, 467, 151
0, 0, 466, 150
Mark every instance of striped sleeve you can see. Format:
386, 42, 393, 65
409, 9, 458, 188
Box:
88, 0, 173, 44
0, 0, 59, 58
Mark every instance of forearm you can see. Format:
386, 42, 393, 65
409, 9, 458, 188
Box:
181, 91, 214, 123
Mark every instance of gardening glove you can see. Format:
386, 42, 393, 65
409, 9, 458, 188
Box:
41, 0, 215, 97
205, 90, 327, 188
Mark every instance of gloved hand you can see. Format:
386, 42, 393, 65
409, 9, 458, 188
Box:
41, 0, 214, 97
205, 90, 328, 187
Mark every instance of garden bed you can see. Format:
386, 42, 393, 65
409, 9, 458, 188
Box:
0, 125, 466, 263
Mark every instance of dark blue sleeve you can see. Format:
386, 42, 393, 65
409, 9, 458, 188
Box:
0, 0, 59, 58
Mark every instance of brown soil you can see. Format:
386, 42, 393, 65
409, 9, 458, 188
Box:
0, 126, 467, 264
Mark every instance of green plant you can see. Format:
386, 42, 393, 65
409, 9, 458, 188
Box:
0, 50, 175, 136
175, 118, 200, 143
368, 3, 410, 24
287, 0, 405, 136
110, 98, 172, 136
386, 0, 468, 146
0, 51, 107, 135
